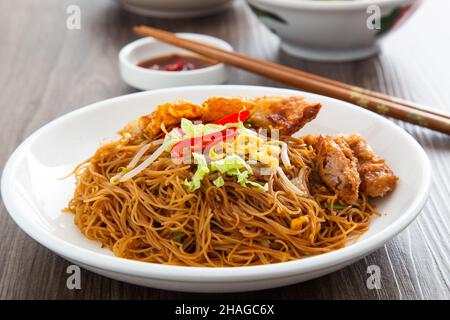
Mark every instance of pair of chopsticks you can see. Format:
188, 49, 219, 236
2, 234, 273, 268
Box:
133, 26, 450, 135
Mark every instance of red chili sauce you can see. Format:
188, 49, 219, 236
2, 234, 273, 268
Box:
137, 54, 218, 71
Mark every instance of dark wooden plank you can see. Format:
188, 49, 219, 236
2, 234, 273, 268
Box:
0, 0, 448, 300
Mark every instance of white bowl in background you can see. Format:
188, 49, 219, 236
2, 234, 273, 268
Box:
1, 85, 430, 292
119, 33, 233, 90
116, 0, 234, 18
247, 0, 421, 61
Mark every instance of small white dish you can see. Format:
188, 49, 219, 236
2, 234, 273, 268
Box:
116, 0, 234, 18
119, 33, 233, 90
1, 85, 431, 292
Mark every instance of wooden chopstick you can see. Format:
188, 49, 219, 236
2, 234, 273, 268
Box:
133, 25, 450, 135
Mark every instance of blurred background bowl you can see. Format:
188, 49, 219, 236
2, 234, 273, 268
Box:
247, 0, 421, 61
116, 0, 234, 18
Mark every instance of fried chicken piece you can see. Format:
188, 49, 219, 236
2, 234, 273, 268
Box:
249, 96, 321, 135
303, 134, 398, 200
343, 134, 398, 197
315, 135, 360, 204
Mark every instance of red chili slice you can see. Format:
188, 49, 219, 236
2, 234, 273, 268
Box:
212, 110, 250, 125
160, 61, 192, 71
171, 127, 238, 158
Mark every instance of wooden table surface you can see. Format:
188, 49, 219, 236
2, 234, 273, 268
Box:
0, 0, 449, 300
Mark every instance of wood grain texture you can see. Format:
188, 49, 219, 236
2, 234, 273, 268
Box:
0, 0, 448, 300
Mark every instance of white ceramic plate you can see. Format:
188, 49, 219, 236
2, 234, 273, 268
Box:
1, 85, 430, 292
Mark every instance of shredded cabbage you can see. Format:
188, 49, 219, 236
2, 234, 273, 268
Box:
162, 125, 184, 151
212, 176, 224, 187
210, 155, 266, 191
210, 154, 252, 174
185, 154, 267, 192
180, 118, 225, 138
184, 153, 210, 191
246, 180, 269, 192
182, 118, 250, 137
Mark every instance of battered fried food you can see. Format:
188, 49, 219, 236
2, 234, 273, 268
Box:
303, 134, 397, 201
315, 135, 360, 204
201, 97, 256, 123
249, 96, 321, 135
203, 96, 322, 135
120, 97, 396, 202
343, 134, 398, 197
119, 100, 204, 141
121, 96, 322, 139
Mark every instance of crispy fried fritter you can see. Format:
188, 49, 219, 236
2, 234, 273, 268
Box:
304, 134, 397, 201
315, 135, 360, 204
343, 134, 398, 197
120, 100, 205, 139
122, 96, 322, 138
203, 96, 321, 135
143, 100, 205, 136
249, 96, 321, 135
201, 97, 256, 123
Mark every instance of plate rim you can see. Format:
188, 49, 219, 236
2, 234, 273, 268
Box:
0, 85, 431, 283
